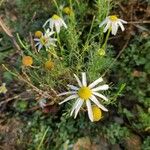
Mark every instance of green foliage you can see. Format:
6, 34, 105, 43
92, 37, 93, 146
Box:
142, 136, 150, 150
114, 35, 150, 106
103, 122, 130, 144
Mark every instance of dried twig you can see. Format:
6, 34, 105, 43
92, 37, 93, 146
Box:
0, 16, 21, 51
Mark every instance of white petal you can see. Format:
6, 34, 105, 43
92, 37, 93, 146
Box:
43, 19, 50, 28
45, 30, 55, 37
58, 91, 77, 96
59, 94, 78, 105
92, 84, 109, 92
67, 84, 79, 91
92, 91, 108, 101
118, 21, 125, 31
111, 22, 118, 35
82, 72, 87, 86
74, 74, 82, 87
35, 42, 40, 47
74, 99, 84, 118
34, 38, 40, 42
88, 77, 103, 89
90, 95, 108, 111
55, 22, 61, 33
61, 18, 67, 28
70, 98, 80, 116
86, 100, 93, 122
99, 18, 107, 27
49, 20, 54, 31
119, 19, 127, 24
38, 44, 43, 52
103, 21, 111, 33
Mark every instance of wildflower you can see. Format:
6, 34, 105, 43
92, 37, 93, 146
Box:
99, 15, 127, 35
34, 29, 57, 51
58, 72, 109, 122
63, 7, 72, 15
92, 105, 102, 122
22, 56, 33, 66
44, 60, 54, 70
34, 31, 43, 38
43, 14, 67, 33
0, 83, 7, 94
38, 99, 46, 109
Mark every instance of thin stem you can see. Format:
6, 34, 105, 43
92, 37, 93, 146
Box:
16, 33, 27, 50
37, 127, 49, 150
52, 0, 61, 16
102, 27, 111, 50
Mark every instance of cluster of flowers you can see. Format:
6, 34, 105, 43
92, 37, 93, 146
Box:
21, 12, 127, 122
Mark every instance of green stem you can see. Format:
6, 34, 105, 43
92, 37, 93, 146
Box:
16, 33, 27, 50
37, 127, 49, 150
57, 33, 63, 56
52, 0, 61, 16
102, 27, 111, 50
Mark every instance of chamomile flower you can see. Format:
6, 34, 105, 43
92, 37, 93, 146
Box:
99, 15, 127, 35
43, 14, 67, 33
0, 83, 7, 94
34, 29, 57, 51
58, 72, 109, 122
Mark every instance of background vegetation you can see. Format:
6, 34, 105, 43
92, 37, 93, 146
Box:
0, 0, 150, 149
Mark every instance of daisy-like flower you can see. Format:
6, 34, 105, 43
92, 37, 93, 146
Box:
99, 15, 127, 35
0, 83, 7, 94
43, 14, 67, 34
34, 29, 57, 52
58, 72, 109, 122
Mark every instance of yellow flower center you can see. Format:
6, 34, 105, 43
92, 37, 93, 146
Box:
40, 37, 48, 45
92, 106, 102, 122
63, 7, 72, 15
34, 31, 43, 38
109, 15, 118, 21
22, 56, 33, 66
78, 87, 92, 100
52, 14, 60, 20
44, 60, 54, 70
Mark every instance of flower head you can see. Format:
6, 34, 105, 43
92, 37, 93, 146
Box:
58, 72, 109, 122
63, 7, 72, 15
34, 31, 43, 38
34, 29, 57, 51
92, 105, 102, 122
99, 15, 127, 35
44, 60, 54, 70
0, 83, 7, 94
43, 14, 67, 33
22, 56, 33, 66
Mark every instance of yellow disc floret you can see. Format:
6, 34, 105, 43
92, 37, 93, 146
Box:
92, 106, 102, 122
44, 60, 54, 70
109, 15, 118, 21
22, 56, 33, 66
52, 14, 60, 20
34, 31, 43, 38
40, 37, 48, 45
63, 7, 72, 15
78, 87, 92, 100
